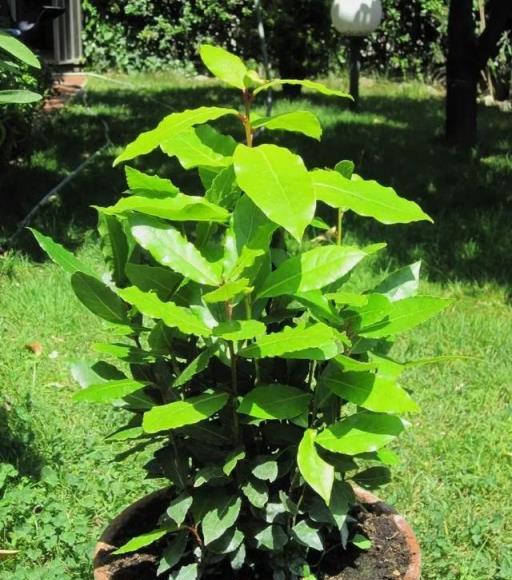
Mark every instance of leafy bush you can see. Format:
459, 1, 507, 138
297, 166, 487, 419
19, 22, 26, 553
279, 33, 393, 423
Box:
33, 45, 452, 578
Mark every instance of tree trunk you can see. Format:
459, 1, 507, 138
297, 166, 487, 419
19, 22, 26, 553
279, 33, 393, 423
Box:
446, 0, 479, 147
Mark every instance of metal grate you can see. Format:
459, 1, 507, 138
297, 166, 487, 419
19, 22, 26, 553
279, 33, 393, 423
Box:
52, 0, 82, 65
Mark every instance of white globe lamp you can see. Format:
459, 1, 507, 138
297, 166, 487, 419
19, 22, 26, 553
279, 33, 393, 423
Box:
331, 0, 383, 108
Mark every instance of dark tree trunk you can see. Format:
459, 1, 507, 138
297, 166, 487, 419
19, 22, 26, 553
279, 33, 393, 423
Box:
446, 0, 478, 147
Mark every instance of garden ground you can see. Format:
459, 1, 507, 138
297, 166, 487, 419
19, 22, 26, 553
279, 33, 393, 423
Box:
0, 74, 511, 579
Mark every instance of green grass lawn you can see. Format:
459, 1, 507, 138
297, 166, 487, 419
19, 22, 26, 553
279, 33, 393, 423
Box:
1, 73, 511, 579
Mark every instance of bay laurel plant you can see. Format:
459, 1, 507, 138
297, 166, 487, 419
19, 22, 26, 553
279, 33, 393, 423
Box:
33, 45, 452, 579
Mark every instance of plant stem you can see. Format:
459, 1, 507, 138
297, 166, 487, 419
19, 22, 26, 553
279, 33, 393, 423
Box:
225, 301, 241, 443
337, 209, 344, 245
242, 89, 254, 147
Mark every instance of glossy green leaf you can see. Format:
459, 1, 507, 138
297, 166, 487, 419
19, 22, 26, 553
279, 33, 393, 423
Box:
335, 160, 355, 179
129, 215, 221, 285
202, 495, 242, 545
257, 245, 367, 298
0, 31, 40, 68
316, 412, 405, 455
223, 449, 246, 476
352, 534, 372, 550
167, 493, 193, 527
241, 477, 269, 508
0, 89, 41, 103
118, 286, 211, 337
174, 345, 218, 388
255, 524, 287, 551
125, 166, 179, 197
125, 263, 181, 301
343, 294, 391, 328
353, 466, 391, 489
328, 355, 378, 373
74, 379, 148, 403
99, 214, 129, 285
205, 165, 238, 208
239, 323, 340, 360
328, 481, 354, 530
374, 262, 421, 301
327, 291, 368, 307
252, 111, 322, 140
101, 193, 229, 223
239, 385, 310, 420
171, 563, 198, 579
254, 78, 350, 99
157, 531, 188, 575
360, 296, 453, 338
92, 342, 155, 364
253, 459, 278, 482
292, 520, 323, 551
105, 426, 144, 442
143, 392, 229, 433
114, 106, 238, 165
321, 370, 419, 414
238, 384, 311, 420
203, 279, 252, 303
209, 526, 244, 555
297, 430, 334, 503
213, 320, 266, 341
30, 229, 94, 275
161, 126, 234, 169
199, 44, 247, 89
71, 273, 128, 325
234, 144, 315, 241
113, 525, 176, 555
71, 361, 124, 387
312, 169, 432, 224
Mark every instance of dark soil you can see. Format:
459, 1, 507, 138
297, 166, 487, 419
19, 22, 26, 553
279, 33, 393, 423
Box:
95, 490, 412, 580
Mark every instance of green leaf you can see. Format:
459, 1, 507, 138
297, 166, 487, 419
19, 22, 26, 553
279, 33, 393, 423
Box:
74, 379, 148, 403
328, 481, 354, 530
125, 166, 180, 197
241, 477, 269, 508
105, 426, 144, 442
143, 392, 229, 433
312, 169, 432, 224
253, 459, 278, 482
125, 263, 181, 301
239, 323, 340, 360
0, 31, 40, 68
360, 296, 453, 338
297, 430, 334, 504
167, 494, 193, 527
292, 520, 323, 551
114, 106, 238, 165
327, 291, 369, 307
205, 165, 238, 208
118, 286, 211, 337
194, 465, 224, 487
171, 563, 198, 579
238, 385, 311, 420
99, 214, 129, 285
101, 193, 229, 223
328, 355, 378, 373
71, 273, 128, 325
202, 495, 242, 545
257, 245, 367, 298
335, 160, 355, 179
254, 78, 350, 99
255, 524, 288, 551
353, 466, 391, 489
30, 229, 94, 275
374, 262, 421, 301
129, 215, 221, 285
93, 341, 154, 364
343, 294, 391, 329
161, 126, 234, 170
233, 144, 315, 241
209, 527, 244, 554
321, 370, 419, 414
0, 89, 41, 103
352, 534, 372, 550
252, 111, 322, 140
174, 345, 218, 388
213, 320, 266, 341
114, 525, 176, 555
223, 449, 246, 476
316, 412, 405, 455
157, 531, 188, 575
199, 44, 248, 89
71, 361, 124, 387
203, 279, 252, 303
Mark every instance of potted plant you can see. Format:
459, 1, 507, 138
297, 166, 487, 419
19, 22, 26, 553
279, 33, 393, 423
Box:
33, 45, 452, 579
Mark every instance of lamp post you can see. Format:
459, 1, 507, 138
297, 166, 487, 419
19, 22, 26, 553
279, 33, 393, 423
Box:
331, 0, 382, 110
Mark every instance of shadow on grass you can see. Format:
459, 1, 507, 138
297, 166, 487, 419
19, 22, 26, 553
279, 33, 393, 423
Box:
1, 80, 511, 285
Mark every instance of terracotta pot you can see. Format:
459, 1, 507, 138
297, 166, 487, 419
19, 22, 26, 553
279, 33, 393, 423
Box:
94, 486, 421, 580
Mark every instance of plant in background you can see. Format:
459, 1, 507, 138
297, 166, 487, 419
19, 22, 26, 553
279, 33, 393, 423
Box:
33, 45, 452, 578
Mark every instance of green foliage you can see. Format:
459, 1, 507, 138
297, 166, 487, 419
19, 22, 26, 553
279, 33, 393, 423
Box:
32, 46, 451, 577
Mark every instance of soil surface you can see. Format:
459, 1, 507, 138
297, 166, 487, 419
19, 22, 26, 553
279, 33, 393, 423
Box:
95, 490, 412, 580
